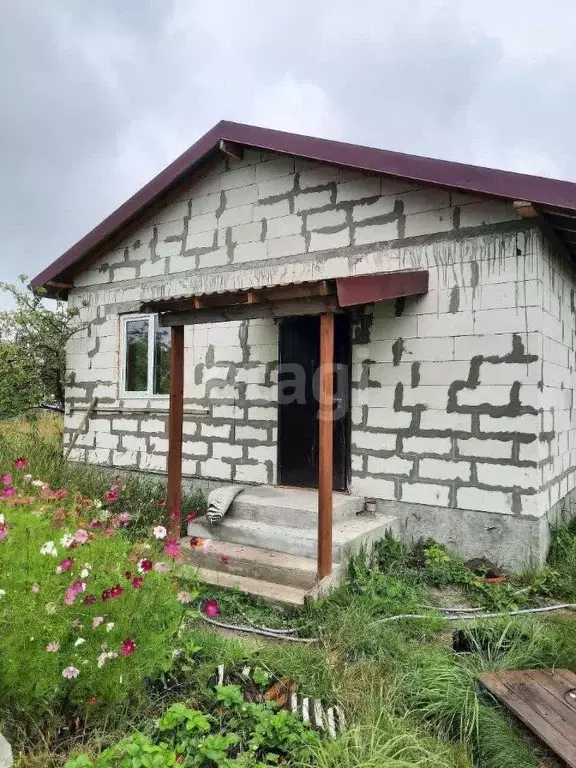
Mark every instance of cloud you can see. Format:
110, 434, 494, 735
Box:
1, 0, 576, 296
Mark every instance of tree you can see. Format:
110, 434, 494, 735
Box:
0, 277, 86, 418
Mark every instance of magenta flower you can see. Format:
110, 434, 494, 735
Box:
117, 512, 131, 526
101, 588, 112, 602
2, 487, 15, 499
110, 584, 124, 599
0, 525, 7, 542
89, 519, 102, 528
220, 555, 229, 565
105, 489, 119, 504
13, 457, 27, 470
138, 558, 153, 573
131, 576, 144, 590
56, 557, 73, 574
62, 666, 80, 679
53, 488, 68, 500
64, 580, 85, 606
120, 638, 136, 657
83, 594, 96, 605
74, 529, 90, 544
203, 599, 220, 618
1, 474, 12, 487
163, 538, 182, 559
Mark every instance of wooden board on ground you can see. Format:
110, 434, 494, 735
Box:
479, 669, 576, 767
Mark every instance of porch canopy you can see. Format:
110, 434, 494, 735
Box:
140, 269, 428, 581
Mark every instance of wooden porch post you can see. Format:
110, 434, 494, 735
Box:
167, 325, 184, 537
318, 312, 334, 580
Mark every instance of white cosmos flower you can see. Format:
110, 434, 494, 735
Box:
94, 500, 102, 509
106, 622, 114, 633
0, 514, 4, 525
60, 534, 75, 549
74, 638, 86, 647
40, 541, 58, 557
80, 568, 90, 579
0, 589, 6, 599
31, 480, 44, 487
153, 525, 167, 540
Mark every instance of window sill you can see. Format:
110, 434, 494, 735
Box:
69, 405, 210, 417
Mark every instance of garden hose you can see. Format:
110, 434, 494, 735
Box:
197, 604, 318, 643
372, 603, 576, 624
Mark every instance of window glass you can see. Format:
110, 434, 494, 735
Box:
125, 318, 149, 392
153, 317, 171, 395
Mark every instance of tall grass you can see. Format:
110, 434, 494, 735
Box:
0, 414, 205, 537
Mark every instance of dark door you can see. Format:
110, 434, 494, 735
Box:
278, 314, 350, 490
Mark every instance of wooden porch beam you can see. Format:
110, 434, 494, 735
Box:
318, 312, 334, 580
219, 139, 244, 161
159, 295, 340, 326
166, 325, 184, 537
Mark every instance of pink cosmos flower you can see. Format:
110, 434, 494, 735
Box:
64, 581, 85, 606
53, 489, 68, 500
62, 666, 80, 679
103, 526, 113, 537
120, 638, 136, 657
203, 599, 220, 618
163, 537, 182, 559
23, 473, 32, 483
97, 650, 118, 668
56, 557, 73, 574
187, 510, 197, 523
0, 525, 7, 542
220, 555, 229, 565
131, 576, 144, 590
101, 589, 111, 602
105, 489, 119, 504
89, 519, 102, 528
32, 583, 40, 593
92, 616, 104, 629
110, 584, 124, 599
153, 562, 170, 573
13, 457, 28, 469
117, 512, 131, 526
177, 591, 192, 604
138, 558, 153, 573
46, 641, 60, 653
74, 529, 90, 544
2, 487, 15, 499
1, 474, 12, 487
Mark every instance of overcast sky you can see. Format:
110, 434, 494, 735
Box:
1, 0, 575, 296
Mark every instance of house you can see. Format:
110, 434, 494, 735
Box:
32, 121, 576, 594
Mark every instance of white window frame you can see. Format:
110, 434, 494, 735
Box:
120, 314, 170, 399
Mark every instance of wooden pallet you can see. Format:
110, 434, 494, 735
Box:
479, 668, 576, 767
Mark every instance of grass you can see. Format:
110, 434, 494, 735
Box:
3, 414, 576, 767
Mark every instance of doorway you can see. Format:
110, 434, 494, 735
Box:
277, 314, 351, 491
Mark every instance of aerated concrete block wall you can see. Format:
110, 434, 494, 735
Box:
63, 147, 574, 564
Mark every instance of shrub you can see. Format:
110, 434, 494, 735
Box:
0, 458, 198, 718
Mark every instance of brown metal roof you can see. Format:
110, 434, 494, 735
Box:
31, 120, 576, 293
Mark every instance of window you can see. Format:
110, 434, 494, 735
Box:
121, 315, 171, 396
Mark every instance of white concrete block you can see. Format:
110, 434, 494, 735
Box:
307, 208, 347, 230
294, 190, 332, 212
368, 455, 412, 475
353, 196, 396, 222
153, 200, 189, 225
203, 458, 233, 479
235, 425, 268, 441
112, 450, 138, 467
366, 408, 412, 430
258, 175, 294, 198
457, 386, 518, 408
354, 221, 398, 246
473, 307, 540, 335
91, 418, 112, 433
399, 189, 451, 214
350, 476, 396, 500
218, 204, 254, 228
230, 221, 262, 244
255, 199, 291, 220
201, 423, 231, 439
402, 435, 451, 455
479, 414, 539, 437
248, 406, 277, 421
404, 209, 453, 238
419, 410, 471, 432
139, 452, 166, 471
225, 184, 258, 208
459, 200, 515, 228
477, 463, 537, 488
256, 157, 295, 182
212, 442, 243, 459
192, 192, 221, 216
185, 229, 215, 250
235, 463, 268, 483
122, 434, 147, 452
352, 431, 396, 451
113, 266, 138, 282
457, 486, 513, 514
418, 361, 472, 386
417, 313, 474, 337
266, 215, 302, 239
309, 228, 350, 252
401, 482, 450, 506
182, 440, 209, 457
140, 419, 167, 433
420, 458, 471, 481
267, 234, 306, 259
221, 165, 256, 191
234, 241, 268, 263
454, 333, 536, 360
157, 219, 184, 240
113, 418, 138, 432
336, 177, 380, 202
149, 437, 169, 453
403, 337, 454, 361
299, 166, 339, 189
458, 438, 512, 459
212, 405, 243, 419
197, 248, 228, 268
247, 444, 276, 462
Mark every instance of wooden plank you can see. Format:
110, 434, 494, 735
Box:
336, 270, 429, 306
219, 139, 244, 160
525, 671, 576, 738
160, 296, 340, 326
64, 397, 97, 459
480, 671, 576, 767
317, 312, 334, 580
166, 325, 184, 537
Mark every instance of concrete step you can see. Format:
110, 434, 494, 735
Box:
223, 485, 365, 529
191, 566, 307, 607
183, 539, 317, 590
188, 512, 398, 562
